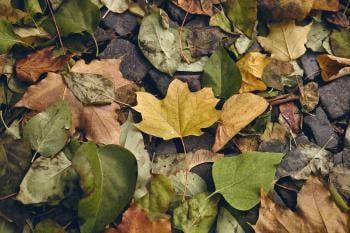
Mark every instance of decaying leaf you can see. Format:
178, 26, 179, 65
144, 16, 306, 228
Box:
212, 93, 269, 152
257, 21, 312, 61
262, 59, 295, 90
172, 0, 221, 16
330, 29, 350, 59
133, 79, 220, 140
252, 176, 350, 233
209, 10, 232, 33
0, 0, 27, 23
317, 54, 350, 82
0, 19, 23, 54
312, 0, 339, 11
170, 171, 208, 197
235, 136, 259, 153
100, 0, 129, 13
300, 82, 319, 112
260, 122, 287, 143
15, 47, 70, 83
116, 203, 171, 233
279, 102, 301, 133
216, 207, 245, 233
237, 52, 270, 93
330, 166, 350, 199
306, 21, 331, 52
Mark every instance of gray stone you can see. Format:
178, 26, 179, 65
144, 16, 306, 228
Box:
147, 69, 173, 97
300, 51, 320, 81
258, 139, 289, 153
333, 149, 350, 168
345, 123, 350, 149
303, 107, 339, 151
319, 75, 350, 119
103, 11, 138, 36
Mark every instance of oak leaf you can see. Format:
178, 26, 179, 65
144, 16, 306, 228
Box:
116, 203, 171, 233
212, 93, 269, 152
15, 46, 71, 82
257, 21, 312, 61
317, 54, 350, 82
237, 52, 270, 93
253, 176, 350, 233
172, 0, 221, 16
133, 79, 220, 140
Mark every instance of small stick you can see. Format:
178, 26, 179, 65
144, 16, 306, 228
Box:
267, 94, 299, 106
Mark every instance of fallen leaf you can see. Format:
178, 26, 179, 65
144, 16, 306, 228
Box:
300, 82, 319, 112
226, 0, 257, 37
209, 10, 232, 33
312, 0, 339, 11
212, 93, 269, 152
262, 59, 295, 90
138, 9, 181, 75
0, 0, 27, 23
216, 207, 245, 233
173, 192, 218, 233
330, 166, 350, 200
71, 59, 133, 90
317, 54, 350, 81
252, 176, 350, 233
16, 152, 77, 204
279, 102, 301, 133
0, 19, 23, 54
257, 21, 312, 61
116, 203, 171, 233
133, 79, 220, 140
212, 152, 284, 210
330, 29, 350, 59
258, 0, 314, 22
170, 171, 208, 197
202, 46, 242, 98
261, 122, 287, 143
100, 0, 128, 13
235, 136, 259, 153
15, 47, 70, 83
237, 52, 270, 93
306, 21, 331, 52
172, 0, 221, 16
23, 101, 71, 157
34, 220, 66, 233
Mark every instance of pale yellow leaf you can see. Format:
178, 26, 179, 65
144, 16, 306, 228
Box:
257, 21, 312, 61
133, 79, 220, 140
212, 93, 269, 152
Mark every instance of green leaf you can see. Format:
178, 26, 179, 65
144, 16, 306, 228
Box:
23, 101, 71, 157
212, 152, 283, 210
173, 192, 218, 233
226, 0, 257, 38
216, 207, 245, 233
330, 29, 350, 59
34, 220, 65, 233
306, 21, 330, 52
136, 174, 175, 214
170, 171, 208, 198
62, 72, 115, 104
138, 9, 181, 75
120, 114, 151, 199
209, 10, 232, 33
100, 0, 128, 13
41, 0, 100, 36
0, 19, 22, 54
202, 46, 242, 98
16, 152, 78, 204
73, 142, 137, 233
0, 146, 7, 176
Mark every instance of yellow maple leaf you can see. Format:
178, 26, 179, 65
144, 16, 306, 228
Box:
257, 21, 312, 62
237, 52, 270, 93
133, 79, 220, 140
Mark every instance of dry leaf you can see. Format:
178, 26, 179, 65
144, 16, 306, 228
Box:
279, 102, 301, 133
116, 203, 171, 233
133, 79, 220, 140
71, 59, 133, 90
15, 47, 71, 82
312, 0, 339, 11
188, 149, 224, 170
317, 54, 350, 82
300, 82, 319, 112
212, 93, 269, 152
235, 136, 259, 153
82, 103, 121, 145
260, 122, 287, 143
237, 52, 270, 93
172, 0, 221, 16
257, 21, 312, 61
253, 176, 350, 233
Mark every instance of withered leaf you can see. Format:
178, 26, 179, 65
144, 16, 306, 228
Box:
172, 0, 221, 16
300, 82, 319, 112
317, 54, 350, 82
312, 0, 339, 11
279, 102, 301, 133
15, 46, 70, 83
253, 176, 350, 233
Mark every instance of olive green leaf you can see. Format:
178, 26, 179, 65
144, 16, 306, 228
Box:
34, 220, 66, 233
330, 29, 350, 59
0, 19, 23, 54
212, 152, 284, 210
216, 207, 245, 233
23, 101, 71, 157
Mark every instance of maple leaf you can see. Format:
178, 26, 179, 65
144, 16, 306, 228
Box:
237, 52, 270, 93
15, 46, 71, 82
115, 203, 171, 233
253, 176, 350, 233
317, 54, 350, 82
172, 0, 222, 16
257, 21, 312, 61
133, 79, 220, 140
212, 93, 269, 152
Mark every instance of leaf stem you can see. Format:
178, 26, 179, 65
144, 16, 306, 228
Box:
91, 32, 99, 57
178, 0, 193, 64
180, 137, 189, 201
0, 111, 9, 130
45, 0, 65, 53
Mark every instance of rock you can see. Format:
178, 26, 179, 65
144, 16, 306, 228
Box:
333, 149, 350, 167
183, 133, 214, 152
345, 123, 350, 149
300, 51, 320, 81
165, 1, 191, 24
100, 39, 151, 81
147, 69, 173, 97
258, 139, 289, 153
303, 107, 339, 151
319, 75, 350, 119
103, 11, 138, 36
174, 74, 201, 91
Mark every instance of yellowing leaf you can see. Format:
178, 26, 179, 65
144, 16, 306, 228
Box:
237, 52, 270, 93
133, 79, 220, 140
212, 93, 269, 152
257, 21, 312, 61
253, 176, 350, 233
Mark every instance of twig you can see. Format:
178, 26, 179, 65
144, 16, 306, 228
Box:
45, 0, 65, 53
180, 137, 189, 201
0, 192, 17, 201
267, 94, 299, 106
179, 0, 193, 64
275, 183, 298, 192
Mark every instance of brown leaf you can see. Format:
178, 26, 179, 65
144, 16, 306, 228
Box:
115, 203, 171, 233
300, 82, 319, 112
235, 136, 259, 153
212, 93, 269, 152
253, 176, 350, 233
71, 59, 133, 90
82, 103, 121, 145
279, 102, 301, 133
172, 0, 221, 16
15, 47, 70, 83
312, 0, 339, 12
317, 54, 350, 82
188, 149, 223, 170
